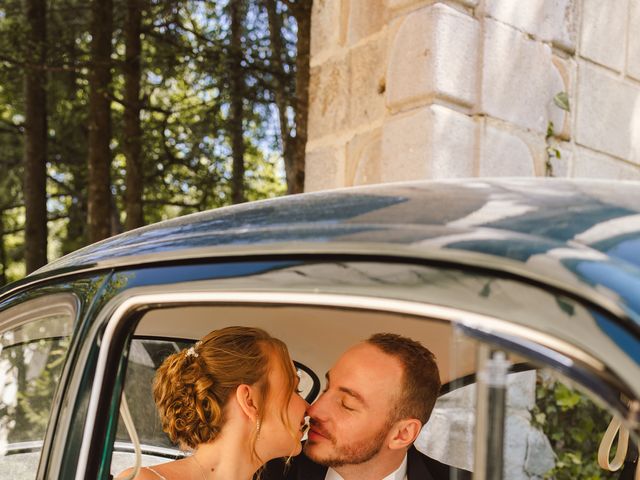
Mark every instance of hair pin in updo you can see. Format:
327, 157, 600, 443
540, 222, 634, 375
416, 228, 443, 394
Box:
186, 340, 202, 359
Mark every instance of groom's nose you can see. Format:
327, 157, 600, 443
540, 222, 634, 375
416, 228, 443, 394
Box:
307, 392, 329, 421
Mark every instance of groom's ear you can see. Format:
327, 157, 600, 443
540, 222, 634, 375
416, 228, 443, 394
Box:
235, 384, 259, 420
388, 418, 422, 450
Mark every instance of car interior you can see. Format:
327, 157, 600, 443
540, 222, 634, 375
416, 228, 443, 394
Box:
112, 305, 472, 471
108, 303, 637, 479
0, 294, 636, 479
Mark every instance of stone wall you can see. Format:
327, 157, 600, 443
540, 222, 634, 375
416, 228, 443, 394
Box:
305, 0, 640, 191
418, 370, 555, 479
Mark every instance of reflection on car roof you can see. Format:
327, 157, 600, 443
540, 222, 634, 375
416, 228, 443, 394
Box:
23, 178, 640, 323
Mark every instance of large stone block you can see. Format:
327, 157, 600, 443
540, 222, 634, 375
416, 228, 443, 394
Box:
481, 19, 568, 135
572, 147, 640, 180
388, 0, 478, 9
304, 144, 347, 192
420, 382, 476, 471
629, 0, 640, 81
386, 4, 479, 112
551, 0, 577, 52
575, 62, 640, 164
384, 0, 434, 12
504, 415, 531, 480
430, 105, 477, 178
346, 128, 382, 186
349, 34, 388, 128
419, 407, 475, 471
308, 58, 350, 141
381, 105, 477, 181
310, 0, 343, 62
524, 428, 555, 476
479, 121, 542, 177
419, 371, 551, 476
347, 0, 388, 45
580, 0, 628, 72
381, 107, 432, 181
506, 370, 536, 410
485, 0, 577, 51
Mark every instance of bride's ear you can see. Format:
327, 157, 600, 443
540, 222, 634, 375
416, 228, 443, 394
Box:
235, 384, 259, 420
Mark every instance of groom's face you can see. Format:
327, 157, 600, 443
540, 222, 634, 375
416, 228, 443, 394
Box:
304, 343, 403, 467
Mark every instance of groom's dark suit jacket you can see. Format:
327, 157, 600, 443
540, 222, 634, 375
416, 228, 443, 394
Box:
261, 445, 472, 480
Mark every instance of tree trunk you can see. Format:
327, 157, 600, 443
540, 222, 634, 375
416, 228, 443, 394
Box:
290, 0, 312, 194
265, 0, 295, 192
87, 0, 113, 243
63, 172, 87, 255
23, 0, 48, 273
0, 213, 6, 286
229, 0, 246, 204
60, 16, 88, 253
124, 0, 144, 230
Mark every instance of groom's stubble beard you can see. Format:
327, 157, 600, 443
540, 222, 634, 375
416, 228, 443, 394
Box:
304, 418, 392, 468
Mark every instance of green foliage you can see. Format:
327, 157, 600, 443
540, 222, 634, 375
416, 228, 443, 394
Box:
0, 336, 70, 443
545, 91, 570, 177
17, 339, 69, 434
0, 0, 301, 284
553, 91, 571, 112
531, 375, 616, 479
0, 1, 26, 235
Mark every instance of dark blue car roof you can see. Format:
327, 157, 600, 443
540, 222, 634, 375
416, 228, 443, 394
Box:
26, 178, 640, 323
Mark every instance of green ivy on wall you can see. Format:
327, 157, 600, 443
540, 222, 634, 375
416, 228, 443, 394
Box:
531, 375, 617, 479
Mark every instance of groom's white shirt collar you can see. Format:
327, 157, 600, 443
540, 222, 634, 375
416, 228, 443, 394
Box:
324, 453, 408, 480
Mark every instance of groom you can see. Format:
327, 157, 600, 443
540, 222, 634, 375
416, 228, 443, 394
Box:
263, 333, 470, 480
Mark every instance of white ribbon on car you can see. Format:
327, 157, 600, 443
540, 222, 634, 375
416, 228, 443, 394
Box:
118, 391, 142, 480
598, 416, 639, 479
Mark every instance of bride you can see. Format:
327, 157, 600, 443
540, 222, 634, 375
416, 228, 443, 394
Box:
117, 326, 308, 480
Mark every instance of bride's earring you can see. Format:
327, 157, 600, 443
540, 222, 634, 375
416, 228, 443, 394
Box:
256, 419, 261, 438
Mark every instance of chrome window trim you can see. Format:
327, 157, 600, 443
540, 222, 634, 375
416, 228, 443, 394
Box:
73, 290, 620, 479
6, 242, 633, 323
0, 292, 77, 336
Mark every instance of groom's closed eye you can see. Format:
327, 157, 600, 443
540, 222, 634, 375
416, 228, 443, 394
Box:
325, 371, 367, 410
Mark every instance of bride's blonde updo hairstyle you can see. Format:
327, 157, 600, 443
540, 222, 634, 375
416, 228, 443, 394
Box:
153, 326, 297, 453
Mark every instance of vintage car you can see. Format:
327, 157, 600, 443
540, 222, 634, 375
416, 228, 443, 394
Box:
0, 178, 638, 479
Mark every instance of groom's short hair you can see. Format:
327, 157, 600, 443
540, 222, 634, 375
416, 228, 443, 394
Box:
366, 333, 441, 424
